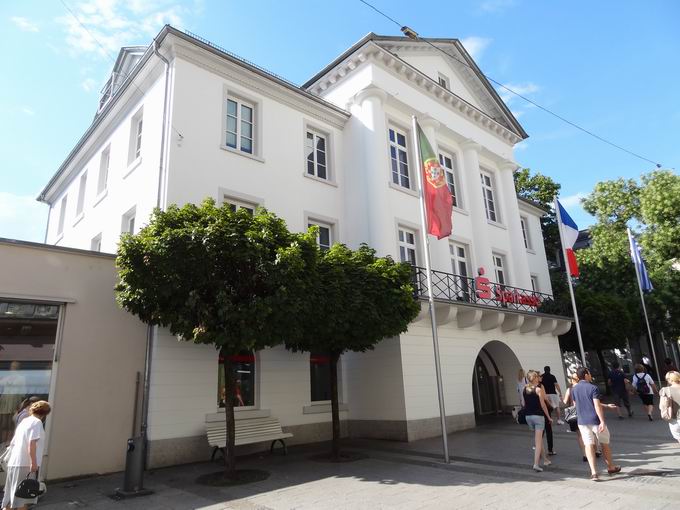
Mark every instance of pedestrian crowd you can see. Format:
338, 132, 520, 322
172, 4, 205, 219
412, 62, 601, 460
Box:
516, 358, 680, 481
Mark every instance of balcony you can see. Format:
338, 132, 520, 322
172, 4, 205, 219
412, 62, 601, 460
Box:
411, 266, 572, 335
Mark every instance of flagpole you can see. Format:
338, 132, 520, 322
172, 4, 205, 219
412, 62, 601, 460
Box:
412, 115, 449, 464
628, 228, 661, 382
555, 198, 587, 367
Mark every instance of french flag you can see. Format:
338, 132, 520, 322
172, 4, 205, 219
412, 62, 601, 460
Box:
557, 200, 579, 277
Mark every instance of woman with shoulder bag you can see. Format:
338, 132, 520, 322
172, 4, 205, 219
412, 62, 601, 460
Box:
523, 370, 552, 472
659, 371, 680, 445
563, 372, 588, 461
2, 400, 51, 510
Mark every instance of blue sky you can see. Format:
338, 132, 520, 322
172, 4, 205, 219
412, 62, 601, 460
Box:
1, 0, 678, 242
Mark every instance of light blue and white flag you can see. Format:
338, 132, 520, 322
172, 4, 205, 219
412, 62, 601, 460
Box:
628, 229, 653, 292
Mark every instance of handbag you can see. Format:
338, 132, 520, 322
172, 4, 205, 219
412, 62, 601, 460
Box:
15, 472, 40, 499
563, 405, 577, 423
516, 407, 527, 425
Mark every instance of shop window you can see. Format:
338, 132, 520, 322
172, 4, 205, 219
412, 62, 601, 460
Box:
218, 351, 255, 408
310, 353, 332, 402
0, 301, 58, 443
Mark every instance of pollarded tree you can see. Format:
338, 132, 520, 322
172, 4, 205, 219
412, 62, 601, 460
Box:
115, 199, 318, 480
285, 242, 420, 460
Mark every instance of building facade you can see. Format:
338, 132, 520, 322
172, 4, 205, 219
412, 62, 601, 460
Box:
32, 27, 571, 469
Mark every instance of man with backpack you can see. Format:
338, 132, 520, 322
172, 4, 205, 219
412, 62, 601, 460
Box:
632, 363, 658, 421
608, 361, 632, 419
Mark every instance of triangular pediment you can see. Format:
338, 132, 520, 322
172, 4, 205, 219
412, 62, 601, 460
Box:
373, 38, 524, 137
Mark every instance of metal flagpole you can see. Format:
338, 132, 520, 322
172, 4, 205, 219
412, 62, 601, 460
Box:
628, 228, 661, 382
554, 198, 587, 367
411, 115, 449, 464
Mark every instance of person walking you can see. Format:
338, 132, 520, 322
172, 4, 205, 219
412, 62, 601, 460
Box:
523, 370, 552, 472
663, 358, 678, 378
632, 363, 657, 421
563, 372, 586, 461
571, 367, 621, 481
2, 400, 51, 510
541, 366, 564, 425
608, 362, 632, 419
517, 368, 527, 407
659, 371, 680, 445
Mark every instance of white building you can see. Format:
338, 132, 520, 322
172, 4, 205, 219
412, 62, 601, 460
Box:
36, 27, 571, 468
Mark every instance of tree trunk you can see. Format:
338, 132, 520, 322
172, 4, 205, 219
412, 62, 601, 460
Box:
330, 351, 341, 461
222, 348, 237, 478
596, 349, 610, 395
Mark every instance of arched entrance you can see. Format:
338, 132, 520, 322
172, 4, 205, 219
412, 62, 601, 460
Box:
472, 340, 522, 423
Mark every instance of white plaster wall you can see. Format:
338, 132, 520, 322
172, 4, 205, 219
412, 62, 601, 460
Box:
164, 56, 346, 238
521, 209, 554, 295
45, 74, 167, 253
400, 319, 566, 422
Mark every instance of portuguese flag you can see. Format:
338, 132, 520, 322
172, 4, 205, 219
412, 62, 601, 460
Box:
416, 121, 453, 239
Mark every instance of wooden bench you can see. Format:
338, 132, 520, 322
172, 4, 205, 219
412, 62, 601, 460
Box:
206, 415, 293, 461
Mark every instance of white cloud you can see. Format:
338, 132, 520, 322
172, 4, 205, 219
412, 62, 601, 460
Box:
514, 141, 529, 151
81, 78, 98, 92
560, 192, 587, 208
21, 107, 35, 116
460, 36, 492, 61
55, 0, 188, 59
0, 192, 49, 243
498, 82, 540, 106
10, 16, 39, 32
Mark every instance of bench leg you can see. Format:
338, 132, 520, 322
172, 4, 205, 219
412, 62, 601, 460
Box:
211, 447, 225, 463
270, 439, 287, 455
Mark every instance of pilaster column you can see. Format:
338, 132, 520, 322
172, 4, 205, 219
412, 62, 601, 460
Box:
354, 87, 393, 257
499, 160, 532, 290
460, 140, 494, 275
418, 116, 450, 273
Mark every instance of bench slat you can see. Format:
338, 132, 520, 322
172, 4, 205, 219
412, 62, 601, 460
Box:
205, 415, 293, 448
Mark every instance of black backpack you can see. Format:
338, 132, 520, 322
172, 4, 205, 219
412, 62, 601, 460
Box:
635, 374, 650, 394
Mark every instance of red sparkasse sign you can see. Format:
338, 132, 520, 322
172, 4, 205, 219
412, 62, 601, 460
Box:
474, 267, 541, 308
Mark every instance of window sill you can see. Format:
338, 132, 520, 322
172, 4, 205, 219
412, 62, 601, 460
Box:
124, 157, 142, 178
303, 172, 338, 187
303, 403, 349, 414
487, 219, 507, 230
220, 145, 265, 163
211, 408, 271, 420
93, 189, 108, 208
388, 181, 419, 198
452, 206, 469, 216
72, 212, 84, 227
526, 248, 536, 255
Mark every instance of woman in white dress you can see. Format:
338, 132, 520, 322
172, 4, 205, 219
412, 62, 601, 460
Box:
2, 400, 51, 510
660, 371, 680, 444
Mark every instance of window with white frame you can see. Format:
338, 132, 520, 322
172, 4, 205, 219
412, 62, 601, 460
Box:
520, 216, 532, 250
305, 130, 328, 180
310, 353, 332, 402
530, 275, 539, 292
439, 151, 460, 208
437, 73, 450, 90
398, 228, 417, 265
128, 108, 143, 164
480, 170, 499, 222
308, 221, 332, 251
389, 126, 410, 189
492, 252, 507, 286
450, 241, 471, 300
76, 172, 87, 216
122, 207, 136, 234
97, 146, 110, 195
224, 196, 256, 215
57, 196, 67, 235
226, 97, 254, 154
91, 234, 102, 252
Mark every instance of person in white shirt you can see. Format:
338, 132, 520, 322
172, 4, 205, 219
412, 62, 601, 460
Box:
1, 400, 51, 510
632, 364, 657, 421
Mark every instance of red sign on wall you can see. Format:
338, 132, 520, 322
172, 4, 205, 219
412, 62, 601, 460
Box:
473, 267, 541, 309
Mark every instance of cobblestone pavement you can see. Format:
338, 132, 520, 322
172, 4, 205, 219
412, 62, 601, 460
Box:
34, 411, 680, 509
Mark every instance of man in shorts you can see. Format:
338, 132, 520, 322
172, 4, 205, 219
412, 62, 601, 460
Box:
571, 367, 621, 480
541, 366, 564, 424
608, 361, 632, 418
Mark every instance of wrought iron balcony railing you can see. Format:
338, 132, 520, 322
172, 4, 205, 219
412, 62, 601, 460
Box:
412, 266, 567, 316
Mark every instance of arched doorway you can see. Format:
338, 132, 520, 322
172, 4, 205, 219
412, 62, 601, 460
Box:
472, 340, 522, 423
